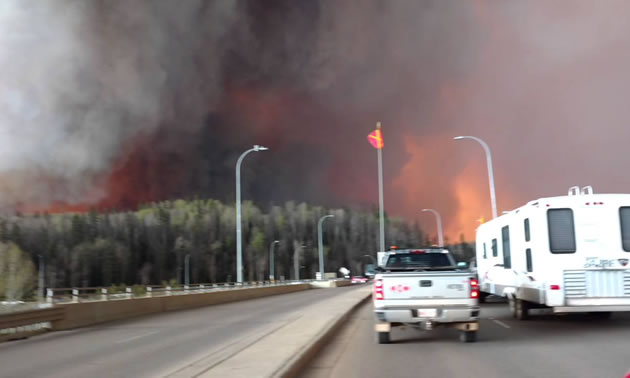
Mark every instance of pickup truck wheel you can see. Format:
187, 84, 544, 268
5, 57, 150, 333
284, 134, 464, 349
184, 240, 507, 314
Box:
377, 332, 390, 344
459, 331, 477, 343
515, 299, 530, 320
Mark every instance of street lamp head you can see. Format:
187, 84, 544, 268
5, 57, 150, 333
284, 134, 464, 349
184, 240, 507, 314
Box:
422, 209, 430, 212
453, 136, 466, 140
253, 145, 269, 151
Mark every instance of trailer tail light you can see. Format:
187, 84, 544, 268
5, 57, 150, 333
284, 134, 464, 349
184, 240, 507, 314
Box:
550, 284, 561, 290
374, 279, 384, 300
470, 278, 479, 299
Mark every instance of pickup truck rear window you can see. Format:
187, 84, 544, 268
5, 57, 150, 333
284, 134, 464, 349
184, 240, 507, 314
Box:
385, 253, 452, 268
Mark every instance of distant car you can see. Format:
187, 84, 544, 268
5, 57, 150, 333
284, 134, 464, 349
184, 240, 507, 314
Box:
351, 276, 369, 284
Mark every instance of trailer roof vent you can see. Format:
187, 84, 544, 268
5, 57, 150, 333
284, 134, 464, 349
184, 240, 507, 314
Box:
568, 186, 594, 196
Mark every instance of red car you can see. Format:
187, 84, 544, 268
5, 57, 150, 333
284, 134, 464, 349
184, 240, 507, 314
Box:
351, 276, 369, 284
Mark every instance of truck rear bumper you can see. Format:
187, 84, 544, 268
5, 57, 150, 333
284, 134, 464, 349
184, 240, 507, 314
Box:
375, 306, 480, 324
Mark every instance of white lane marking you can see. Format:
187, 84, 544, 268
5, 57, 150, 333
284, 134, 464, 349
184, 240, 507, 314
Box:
490, 318, 511, 329
116, 330, 160, 344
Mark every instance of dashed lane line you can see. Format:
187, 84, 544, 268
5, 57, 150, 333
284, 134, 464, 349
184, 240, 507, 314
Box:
116, 330, 160, 344
489, 318, 511, 329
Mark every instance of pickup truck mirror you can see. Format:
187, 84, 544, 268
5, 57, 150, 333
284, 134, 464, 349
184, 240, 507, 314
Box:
457, 262, 468, 269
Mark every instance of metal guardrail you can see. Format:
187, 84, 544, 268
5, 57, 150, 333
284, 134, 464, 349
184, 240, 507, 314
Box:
0, 307, 64, 329
44, 280, 316, 304
0, 307, 65, 341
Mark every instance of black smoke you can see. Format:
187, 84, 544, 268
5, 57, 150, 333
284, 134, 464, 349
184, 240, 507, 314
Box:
4, 1, 630, 239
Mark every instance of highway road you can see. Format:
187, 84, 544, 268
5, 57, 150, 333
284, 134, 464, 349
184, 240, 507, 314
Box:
0, 286, 359, 378
305, 298, 630, 378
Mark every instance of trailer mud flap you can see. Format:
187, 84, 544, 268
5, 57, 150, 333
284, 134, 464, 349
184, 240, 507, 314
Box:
375, 323, 391, 332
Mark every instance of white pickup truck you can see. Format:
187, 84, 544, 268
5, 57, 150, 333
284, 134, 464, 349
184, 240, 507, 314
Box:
373, 248, 480, 344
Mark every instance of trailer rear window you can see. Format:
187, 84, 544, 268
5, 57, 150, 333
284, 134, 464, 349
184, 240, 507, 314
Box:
620, 207, 630, 252
547, 209, 576, 254
492, 239, 497, 257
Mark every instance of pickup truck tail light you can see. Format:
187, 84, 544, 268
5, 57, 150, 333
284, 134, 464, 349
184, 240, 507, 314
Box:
470, 278, 479, 299
373, 279, 384, 300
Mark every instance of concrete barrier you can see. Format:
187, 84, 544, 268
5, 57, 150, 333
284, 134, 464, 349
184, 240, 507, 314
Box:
53, 284, 311, 331
309, 279, 351, 289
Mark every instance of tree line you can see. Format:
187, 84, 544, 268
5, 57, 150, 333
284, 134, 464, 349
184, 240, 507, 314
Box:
0, 199, 426, 292
0, 198, 477, 300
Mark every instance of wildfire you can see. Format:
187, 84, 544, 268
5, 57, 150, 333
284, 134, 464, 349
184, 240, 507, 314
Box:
392, 133, 497, 242
450, 160, 491, 240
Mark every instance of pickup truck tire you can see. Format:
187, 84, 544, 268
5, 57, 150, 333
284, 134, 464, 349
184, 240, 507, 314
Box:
376, 332, 390, 344
515, 299, 530, 320
459, 331, 477, 343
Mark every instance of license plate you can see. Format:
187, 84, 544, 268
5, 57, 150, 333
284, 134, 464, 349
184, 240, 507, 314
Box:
418, 309, 437, 318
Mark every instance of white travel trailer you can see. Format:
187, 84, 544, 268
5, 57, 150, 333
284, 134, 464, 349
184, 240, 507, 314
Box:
475, 186, 630, 319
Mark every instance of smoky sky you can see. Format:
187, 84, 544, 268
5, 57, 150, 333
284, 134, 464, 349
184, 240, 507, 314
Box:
2, 0, 630, 239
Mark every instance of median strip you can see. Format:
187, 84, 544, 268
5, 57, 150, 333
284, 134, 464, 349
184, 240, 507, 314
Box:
196, 285, 372, 378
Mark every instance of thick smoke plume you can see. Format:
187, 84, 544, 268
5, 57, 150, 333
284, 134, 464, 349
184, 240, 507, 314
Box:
2, 1, 630, 240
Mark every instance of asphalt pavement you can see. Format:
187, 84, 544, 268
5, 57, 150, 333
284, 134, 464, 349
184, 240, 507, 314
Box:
0, 286, 359, 378
305, 298, 630, 378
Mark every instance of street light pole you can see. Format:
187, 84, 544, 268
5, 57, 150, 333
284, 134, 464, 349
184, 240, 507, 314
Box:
236, 145, 269, 283
317, 215, 335, 280
269, 240, 279, 281
422, 209, 444, 247
184, 254, 191, 287
38, 255, 44, 303
294, 244, 306, 281
454, 136, 498, 219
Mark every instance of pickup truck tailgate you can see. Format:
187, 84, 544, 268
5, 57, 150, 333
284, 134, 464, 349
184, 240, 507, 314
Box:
382, 271, 472, 300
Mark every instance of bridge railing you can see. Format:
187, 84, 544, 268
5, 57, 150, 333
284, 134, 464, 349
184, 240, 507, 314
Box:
0, 278, 347, 341
44, 279, 315, 304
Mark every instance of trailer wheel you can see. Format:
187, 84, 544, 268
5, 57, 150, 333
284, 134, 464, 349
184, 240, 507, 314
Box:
479, 292, 489, 303
515, 299, 530, 320
508, 296, 517, 318
459, 331, 477, 343
377, 332, 390, 344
